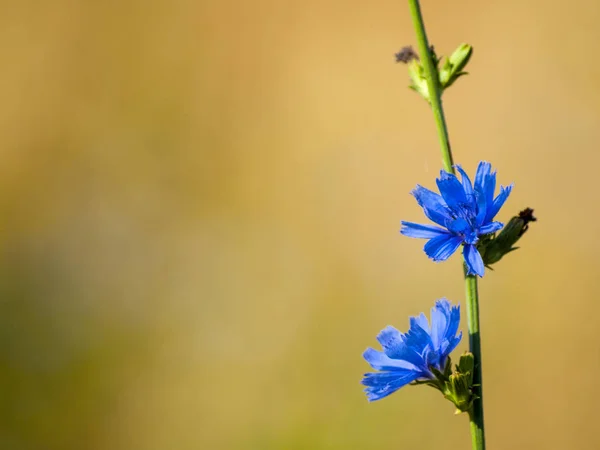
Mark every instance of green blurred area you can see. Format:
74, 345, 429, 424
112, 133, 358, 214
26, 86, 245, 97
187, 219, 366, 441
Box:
1, 0, 599, 449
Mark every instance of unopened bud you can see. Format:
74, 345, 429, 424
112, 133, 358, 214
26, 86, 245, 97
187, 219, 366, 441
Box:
422, 353, 478, 414
481, 208, 537, 266
442, 353, 476, 413
439, 43, 473, 89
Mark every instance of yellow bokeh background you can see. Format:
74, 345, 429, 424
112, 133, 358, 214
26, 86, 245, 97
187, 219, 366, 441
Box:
1, 1, 599, 449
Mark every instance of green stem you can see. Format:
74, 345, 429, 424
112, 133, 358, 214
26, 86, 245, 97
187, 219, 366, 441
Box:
465, 273, 486, 450
407, 0, 455, 173
406, 4, 485, 447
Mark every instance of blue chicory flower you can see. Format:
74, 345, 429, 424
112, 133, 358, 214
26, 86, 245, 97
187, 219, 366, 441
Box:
400, 162, 512, 277
361, 299, 462, 401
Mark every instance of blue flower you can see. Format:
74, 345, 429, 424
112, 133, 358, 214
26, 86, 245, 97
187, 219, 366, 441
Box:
361, 299, 462, 402
400, 162, 513, 277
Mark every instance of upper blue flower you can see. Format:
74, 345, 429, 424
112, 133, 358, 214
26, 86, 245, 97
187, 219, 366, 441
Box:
362, 299, 461, 401
400, 162, 513, 277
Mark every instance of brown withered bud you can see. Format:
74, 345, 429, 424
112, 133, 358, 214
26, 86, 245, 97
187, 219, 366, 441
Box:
395, 46, 419, 63
517, 208, 537, 236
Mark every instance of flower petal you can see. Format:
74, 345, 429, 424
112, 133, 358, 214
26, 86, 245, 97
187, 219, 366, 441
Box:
363, 348, 417, 371
362, 370, 421, 401
486, 184, 513, 222
474, 189, 488, 228
429, 299, 451, 350
412, 313, 430, 334
483, 173, 497, 217
424, 234, 463, 262
436, 170, 467, 210
425, 348, 441, 368
474, 161, 492, 193
442, 331, 463, 357
411, 185, 452, 227
361, 370, 418, 387
375, 326, 423, 368
463, 244, 485, 277
405, 317, 434, 360
478, 221, 503, 235
400, 221, 449, 239
442, 301, 461, 344
455, 165, 474, 202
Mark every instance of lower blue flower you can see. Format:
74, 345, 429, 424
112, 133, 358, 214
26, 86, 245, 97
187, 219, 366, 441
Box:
361, 299, 462, 401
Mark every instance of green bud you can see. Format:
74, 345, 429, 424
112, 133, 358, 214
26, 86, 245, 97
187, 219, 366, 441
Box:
481, 208, 537, 266
407, 58, 430, 102
439, 43, 473, 89
444, 373, 475, 414
442, 352, 478, 414
456, 351, 475, 377
448, 43, 473, 74
414, 354, 478, 414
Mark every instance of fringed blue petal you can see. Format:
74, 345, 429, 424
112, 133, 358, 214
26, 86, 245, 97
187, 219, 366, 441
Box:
423, 234, 462, 262
463, 244, 485, 277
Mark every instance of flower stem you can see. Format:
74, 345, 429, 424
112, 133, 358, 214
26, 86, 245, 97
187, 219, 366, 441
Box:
465, 273, 486, 450
407, 0, 454, 173
406, 4, 485, 446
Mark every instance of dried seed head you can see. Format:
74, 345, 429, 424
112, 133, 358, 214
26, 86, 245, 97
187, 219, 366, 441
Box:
395, 46, 419, 63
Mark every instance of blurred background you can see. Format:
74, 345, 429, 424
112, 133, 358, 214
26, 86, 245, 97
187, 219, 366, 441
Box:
0, 0, 598, 449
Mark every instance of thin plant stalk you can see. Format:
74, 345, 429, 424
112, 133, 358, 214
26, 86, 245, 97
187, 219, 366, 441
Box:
465, 273, 486, 450
407, 0, 454, 173
407, 1, 486, 449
